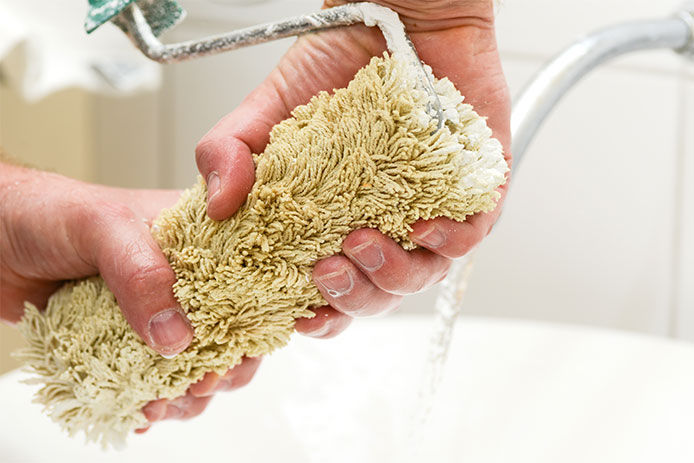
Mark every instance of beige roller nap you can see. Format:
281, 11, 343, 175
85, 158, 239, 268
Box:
15, 53, 509, 447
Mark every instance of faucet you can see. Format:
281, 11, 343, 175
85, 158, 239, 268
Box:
511, 2, 694, 167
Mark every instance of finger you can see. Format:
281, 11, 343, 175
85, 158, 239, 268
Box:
189, 371, 222, 398
134, 426, 150, 434
342, 229, 451, 295
164, 391, 213, 421
410, 216, 484, 258
215, 356, 262, 392
312, 256, 403, 317
409, 184, 508, 258
74, 203, 193, 358
294, 305, 352, 339
195, 136, 256, 221
142, 398, 168, 422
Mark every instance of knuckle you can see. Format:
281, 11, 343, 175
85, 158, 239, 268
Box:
76, 200, 137, 230
410, 275, 430, 294
444, 233, 481, 259
352, 296, 374, 315
331, 291, 367, 315
343, 290, 383, 317
101, 202, 136, 222
195, 138, 222, 170
123, 258, 174, 296
67, 200, 138, 261
375, 269, 414, 295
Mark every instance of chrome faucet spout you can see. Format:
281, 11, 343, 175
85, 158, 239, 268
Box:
511, 4, 694, 170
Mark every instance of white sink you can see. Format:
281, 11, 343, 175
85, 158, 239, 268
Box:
2, 315, 693, 462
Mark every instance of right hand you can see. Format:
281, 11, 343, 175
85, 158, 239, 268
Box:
194, 0, 510, 338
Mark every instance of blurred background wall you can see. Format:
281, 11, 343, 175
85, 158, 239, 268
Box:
1, 0, 692, 373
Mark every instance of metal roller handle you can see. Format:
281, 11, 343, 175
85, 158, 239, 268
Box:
116, 2, 447, 128
119, 3, 377, 63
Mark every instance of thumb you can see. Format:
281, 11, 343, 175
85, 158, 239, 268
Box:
77, 203, 193, 358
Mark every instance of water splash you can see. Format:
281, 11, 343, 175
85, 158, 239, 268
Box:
406, 251, 477, 455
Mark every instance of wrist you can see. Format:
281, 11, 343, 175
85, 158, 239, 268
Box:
323, 0, 496, 32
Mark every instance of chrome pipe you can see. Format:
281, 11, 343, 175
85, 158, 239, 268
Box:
511, 8, 694, 170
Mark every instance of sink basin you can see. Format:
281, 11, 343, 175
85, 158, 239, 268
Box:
2, 315, 693, 462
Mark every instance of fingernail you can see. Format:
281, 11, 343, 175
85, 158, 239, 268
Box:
148, 309, 192, 358
207, 171, 221, 202
316, 268, 354, 298
412, 224, 446, 248
347, 240, 384, 271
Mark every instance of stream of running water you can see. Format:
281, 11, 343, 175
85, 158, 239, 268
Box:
405, 252, 476, 456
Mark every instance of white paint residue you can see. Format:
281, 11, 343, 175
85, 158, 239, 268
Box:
354, 3, 412, 56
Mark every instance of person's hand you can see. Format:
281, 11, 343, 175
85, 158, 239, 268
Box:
195, 0, 511, 337
0, 162, 257, 430
138, 355, 262, 432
